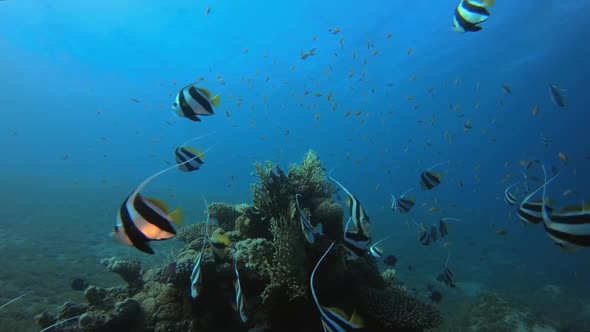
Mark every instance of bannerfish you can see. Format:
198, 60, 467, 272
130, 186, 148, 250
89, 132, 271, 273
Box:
210, 229, 231, 261
343, 227, 371, 260
420, 161, 450, 190
503, 181, 520, 206
310, 242, 365, 331
172, 83, 220, 122
295, 194, 320, 244
540, 165, 590, 250
452, 0, 495, 33
369, 236, 391, 259
329, 169, 371, 238
517, 168, 558, 225
436, 251, 456, 288
113, 164, 186, 254
391, 187, 415, 213
175, 134, 217, 172
191, 197, 211, 299
175, 146, 205, 172
549, 84, 566, 107
233, 261, 248, 323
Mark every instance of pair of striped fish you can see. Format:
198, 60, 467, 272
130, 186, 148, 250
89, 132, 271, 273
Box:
310, 242, 365, 331
329, 170, 372, 260
518, 165, 590, 250
113, 136, 214, 254
420, 161, 450, 190
412, 218, 462, 246
391, 187, 415, 213
436, 251, 456, 288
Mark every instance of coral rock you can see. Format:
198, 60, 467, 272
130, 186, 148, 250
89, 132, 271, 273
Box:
101, 257, 142, 288
311, 199, 343, 241
208, 202, 240, 231
357, 286, 443, 330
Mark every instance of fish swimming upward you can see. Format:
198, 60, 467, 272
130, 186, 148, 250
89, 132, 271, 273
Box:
295, 194, 320, 244
172, 83, 220, 122
452, 0, 495, 33
329, 169, 371, 238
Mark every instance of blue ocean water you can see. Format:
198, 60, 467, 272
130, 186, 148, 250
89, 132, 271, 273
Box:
1, 0, 590, 331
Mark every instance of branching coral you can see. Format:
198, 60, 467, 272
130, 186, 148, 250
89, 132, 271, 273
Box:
261, 213, 307, 304
288, 150, 331, 199
233, 238, 273, 278
208, 202, 240, 231
251, 161, 294, 221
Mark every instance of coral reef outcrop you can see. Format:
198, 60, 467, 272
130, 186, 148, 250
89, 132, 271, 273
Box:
38, 150, 442, 332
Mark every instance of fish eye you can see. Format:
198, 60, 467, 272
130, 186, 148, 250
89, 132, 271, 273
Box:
173, 102, 178, 106
114, 226, 119, 232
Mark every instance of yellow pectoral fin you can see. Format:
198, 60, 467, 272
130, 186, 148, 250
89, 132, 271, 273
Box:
350, 309, 365, 328
145, 197, 169, 213
324, 306, 349, 321
210, 94, 221, 108
169, 208, 183, 226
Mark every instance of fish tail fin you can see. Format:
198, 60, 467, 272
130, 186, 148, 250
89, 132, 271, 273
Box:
350, 309, 365, 328
210, 94, 221, 108
169, 208, 183, 226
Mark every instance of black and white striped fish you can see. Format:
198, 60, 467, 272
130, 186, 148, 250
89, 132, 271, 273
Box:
452, 0, 494, 33
191, 197, 211, 299
175, 146, 205, 172
113, 165, 185, 254
391, 187, 415, 213
540, 165, 590, 250
503, 181, 519, 206
295, 194, 320, 244
172, 84, 220, 122
436, 251, 456, 288
310, 242, 365, 332
420, 161, 449, 190
369, 236, 391, 259
190, 247, 205, 299
233, 261, 248, 323
413, 218, 460, 246
517, 172, 557, 225
343, 228, 371, 260
329, 170, 371, 238
175, 135, 216, 172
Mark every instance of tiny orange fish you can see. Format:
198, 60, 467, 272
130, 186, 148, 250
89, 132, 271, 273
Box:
532, 105, 540, 116
205, 7, 210, 15
558, 152, 568, 166
407, 48, 412, 55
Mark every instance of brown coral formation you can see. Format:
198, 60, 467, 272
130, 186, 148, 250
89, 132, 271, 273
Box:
37, 150, 442, 332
